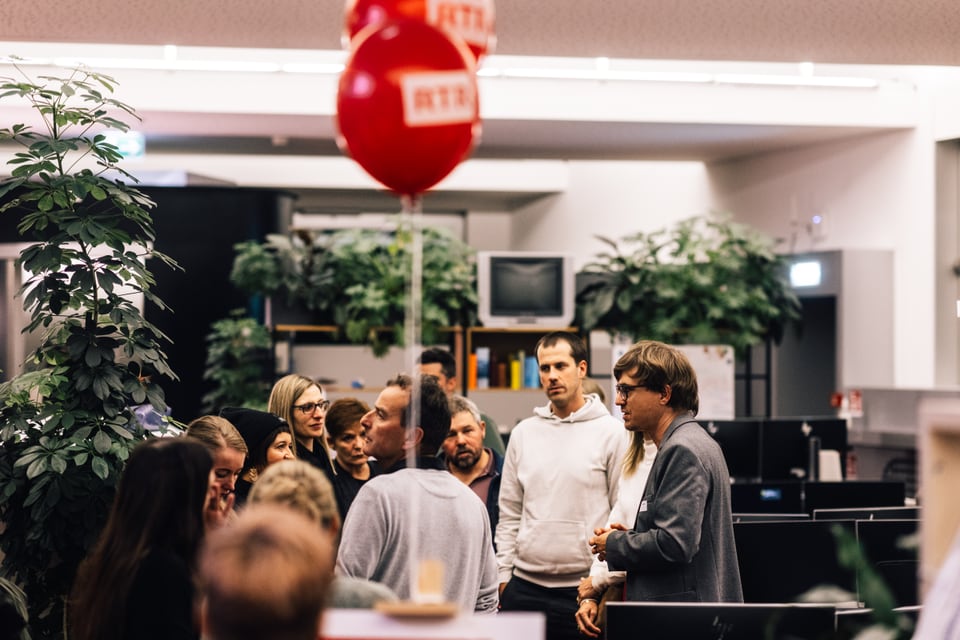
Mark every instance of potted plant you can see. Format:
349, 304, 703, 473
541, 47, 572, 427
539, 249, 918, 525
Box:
201, 309, 273, 413
228, 221, 478, 356
0, 61, 177, 638
576, 213, 802, 355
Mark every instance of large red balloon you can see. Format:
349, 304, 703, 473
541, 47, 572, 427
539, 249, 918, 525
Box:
343, 0, 495, 61
336, 19, 480, 197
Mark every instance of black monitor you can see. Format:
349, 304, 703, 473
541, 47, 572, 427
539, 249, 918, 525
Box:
605, 602, 837, 640
813, 506, 921, 521
734, 520, 857, 604
803, 481, 906, 514
855, 519, 919, 607
760, 418, 848, 481
731, 481, 804, 514
733, 512, 810, 522
701, 419, 762, 482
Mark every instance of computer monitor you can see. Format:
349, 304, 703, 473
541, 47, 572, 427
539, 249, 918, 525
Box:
803, 481, 906, 514
605, 602, 837, 640
734, 520, 857, 604
733, 513, 810, 523
760, 418, 848, 481
476, 251, 575, 328
855, 519, 919, 607
701, 419, 762, 482
731, 481, 804, 514
813, 506, 921, 521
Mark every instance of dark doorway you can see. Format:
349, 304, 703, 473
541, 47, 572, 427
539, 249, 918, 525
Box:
773, 296, 837, 416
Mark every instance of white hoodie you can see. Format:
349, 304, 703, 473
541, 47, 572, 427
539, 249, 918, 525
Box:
495, 393, 628, 588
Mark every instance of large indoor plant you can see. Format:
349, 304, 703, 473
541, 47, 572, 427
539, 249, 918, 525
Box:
230, 222, 478, 356
576, 213, 802, 355
0, 61, 177, 637
200, 309, 273, 413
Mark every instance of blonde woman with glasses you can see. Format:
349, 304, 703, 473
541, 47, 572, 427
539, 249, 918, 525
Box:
269, 374, 336, 478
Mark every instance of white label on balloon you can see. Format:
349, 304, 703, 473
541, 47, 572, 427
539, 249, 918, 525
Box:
426, 0, 491, 49
401, 71, 476, 127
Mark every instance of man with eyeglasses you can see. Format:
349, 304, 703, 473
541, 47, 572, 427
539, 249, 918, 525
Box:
587, 341, 742, 607
496, 331, 627, 640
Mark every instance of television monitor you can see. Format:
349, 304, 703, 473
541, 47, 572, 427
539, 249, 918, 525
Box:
760, 418, 848, 481
701, 419, 762, 482
803, 481, 906, 515
734, 520, 857, 603
605, 602, 837, 640
733, 513, 810, 523
476, 251, 575, 328
855, 519, 919, 606
813, 506, 921, 521
730, 481, 804, 514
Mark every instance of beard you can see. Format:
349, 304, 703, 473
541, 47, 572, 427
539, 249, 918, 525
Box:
451, 446, 482, 471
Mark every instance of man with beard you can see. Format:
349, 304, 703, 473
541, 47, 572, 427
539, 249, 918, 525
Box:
439, 395, 503, 544
496, 331, 627, 640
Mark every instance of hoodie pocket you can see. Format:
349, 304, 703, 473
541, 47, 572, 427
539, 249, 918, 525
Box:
516, 519, 592, 574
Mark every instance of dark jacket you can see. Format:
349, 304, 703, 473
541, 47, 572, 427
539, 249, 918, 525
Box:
605, 413, 743, 603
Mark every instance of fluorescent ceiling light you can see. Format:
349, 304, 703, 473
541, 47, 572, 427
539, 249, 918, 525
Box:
0, 44, 885, 89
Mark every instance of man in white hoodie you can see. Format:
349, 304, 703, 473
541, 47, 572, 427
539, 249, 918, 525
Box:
496, 331, 627, 640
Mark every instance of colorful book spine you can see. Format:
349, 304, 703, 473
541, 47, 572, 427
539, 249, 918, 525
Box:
475, 347, 490, 389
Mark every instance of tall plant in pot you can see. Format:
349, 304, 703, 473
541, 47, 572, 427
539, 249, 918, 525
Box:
0, 61, 177, 637
576, 213, 802, 355
229, 222, 478, 356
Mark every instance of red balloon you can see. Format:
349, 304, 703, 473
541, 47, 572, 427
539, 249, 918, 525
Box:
343, 0, 495, 61
336, 19, 481, 197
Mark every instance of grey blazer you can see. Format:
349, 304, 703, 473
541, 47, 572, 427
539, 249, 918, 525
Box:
605, 413, 743, 602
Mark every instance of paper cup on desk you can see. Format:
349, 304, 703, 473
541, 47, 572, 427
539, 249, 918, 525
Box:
415, 558, 444, 604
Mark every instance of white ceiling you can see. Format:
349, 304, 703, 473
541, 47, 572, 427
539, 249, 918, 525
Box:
2, 0, 959, 209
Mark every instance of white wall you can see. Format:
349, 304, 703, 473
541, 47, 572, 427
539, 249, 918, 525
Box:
707, 125, 937, 388
506, 160, 712, 268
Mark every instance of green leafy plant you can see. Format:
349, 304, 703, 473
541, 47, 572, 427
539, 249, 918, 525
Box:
0, 61, 177, 638
230, 222, 477, 356
201, 309, 273, 412
576, 213, 802, 355
830, 524, 916, 639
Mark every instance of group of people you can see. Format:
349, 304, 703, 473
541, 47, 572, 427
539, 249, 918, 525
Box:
62, 333, 746, 640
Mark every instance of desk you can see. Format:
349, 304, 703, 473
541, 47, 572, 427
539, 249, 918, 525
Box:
322, 609, 544, 639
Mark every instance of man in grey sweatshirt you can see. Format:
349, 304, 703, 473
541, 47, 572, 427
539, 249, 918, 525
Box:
496, 332, 627, 640
336, 374, 499, 613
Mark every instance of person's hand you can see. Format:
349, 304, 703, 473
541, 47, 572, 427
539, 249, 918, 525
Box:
204, 489, 235, 532
589, 523, 626, 562
578, 576, 600, 602
575, 598, 601, 637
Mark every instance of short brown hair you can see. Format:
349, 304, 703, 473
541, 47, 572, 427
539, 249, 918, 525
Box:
535, 331, 587, 365
200, 505, 334, 640
325, 398, 369, 440
613, 340, 699, 415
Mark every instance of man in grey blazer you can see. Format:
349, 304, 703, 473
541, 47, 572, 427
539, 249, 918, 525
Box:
586, 341, 742, 611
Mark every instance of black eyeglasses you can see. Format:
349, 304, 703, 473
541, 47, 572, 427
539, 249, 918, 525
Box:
293, 400, 330, 414
614, 383, 645, 400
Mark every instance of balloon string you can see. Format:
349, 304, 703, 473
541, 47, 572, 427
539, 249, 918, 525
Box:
401, 192, 425, 601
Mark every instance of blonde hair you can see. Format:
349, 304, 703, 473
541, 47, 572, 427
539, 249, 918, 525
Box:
247, 460, 340, 533
581, 377, 606, 404
623, 432, 647, 476
185, 415, 249, 456
268, 374, 334, 468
